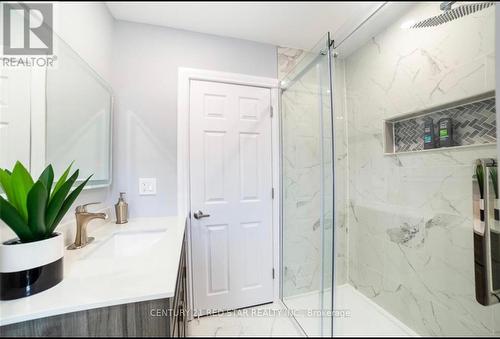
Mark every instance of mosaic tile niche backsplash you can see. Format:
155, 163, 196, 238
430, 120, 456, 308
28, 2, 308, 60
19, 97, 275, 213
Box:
394, 96, 496, 153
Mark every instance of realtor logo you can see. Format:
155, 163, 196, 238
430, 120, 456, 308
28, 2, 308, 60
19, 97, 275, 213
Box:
3, 3, 53, 55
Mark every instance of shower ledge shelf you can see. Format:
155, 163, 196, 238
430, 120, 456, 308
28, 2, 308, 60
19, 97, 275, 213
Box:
383, 91, 496, 156
383, 142, 496, 156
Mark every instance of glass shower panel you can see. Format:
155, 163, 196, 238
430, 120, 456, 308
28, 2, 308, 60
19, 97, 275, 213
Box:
281, 34, 334, 337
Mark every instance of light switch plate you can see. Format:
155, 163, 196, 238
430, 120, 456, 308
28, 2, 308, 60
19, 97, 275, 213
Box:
139, 178, 156, 195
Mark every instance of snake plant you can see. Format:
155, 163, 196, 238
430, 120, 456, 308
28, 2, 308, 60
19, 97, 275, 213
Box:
0, 161, 91, 243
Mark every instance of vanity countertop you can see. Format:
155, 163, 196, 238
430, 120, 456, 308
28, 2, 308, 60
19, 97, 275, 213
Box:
0, 216, 186, 326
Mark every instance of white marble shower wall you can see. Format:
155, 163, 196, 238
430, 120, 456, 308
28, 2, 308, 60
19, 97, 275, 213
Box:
278, 46, 348, 299
342, 2, 499, 336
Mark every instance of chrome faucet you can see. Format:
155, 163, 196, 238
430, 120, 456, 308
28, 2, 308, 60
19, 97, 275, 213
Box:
67, 202, 107, 250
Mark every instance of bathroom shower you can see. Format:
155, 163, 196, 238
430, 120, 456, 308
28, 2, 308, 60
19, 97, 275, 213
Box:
279, 1, 498, 337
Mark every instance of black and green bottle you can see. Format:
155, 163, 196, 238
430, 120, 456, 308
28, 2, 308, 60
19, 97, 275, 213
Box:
423, 119, 435, 149
438, 117, 453, 147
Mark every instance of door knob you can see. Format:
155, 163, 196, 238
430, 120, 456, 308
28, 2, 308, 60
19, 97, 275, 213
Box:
193, 210, 210, 220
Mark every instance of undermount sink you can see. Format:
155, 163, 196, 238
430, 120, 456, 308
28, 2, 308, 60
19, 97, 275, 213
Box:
84, 229, 166, 259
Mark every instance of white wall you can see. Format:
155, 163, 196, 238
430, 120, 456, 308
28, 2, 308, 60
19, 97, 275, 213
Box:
111, 21, 277, 217
53, 2, 114, 83
0, 2, 113, 82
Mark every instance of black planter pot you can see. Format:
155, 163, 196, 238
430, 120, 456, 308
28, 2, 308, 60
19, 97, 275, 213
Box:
0, 233, 64, 300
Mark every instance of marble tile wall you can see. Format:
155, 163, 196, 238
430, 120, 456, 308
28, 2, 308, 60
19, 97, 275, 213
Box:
342, 2, 500, 336
278, 47, 306, 80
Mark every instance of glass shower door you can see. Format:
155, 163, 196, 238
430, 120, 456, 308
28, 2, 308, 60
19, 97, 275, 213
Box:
281, 33, 334, 337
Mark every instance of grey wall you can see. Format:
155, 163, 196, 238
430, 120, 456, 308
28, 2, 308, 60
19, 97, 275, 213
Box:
53, 2, 114, 83
110, 21, 277, 217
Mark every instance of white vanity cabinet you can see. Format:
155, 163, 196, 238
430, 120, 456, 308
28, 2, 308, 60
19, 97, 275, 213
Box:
0, 218, 188, 337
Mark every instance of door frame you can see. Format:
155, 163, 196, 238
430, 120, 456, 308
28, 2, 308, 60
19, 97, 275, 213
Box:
177, 67, 280, 318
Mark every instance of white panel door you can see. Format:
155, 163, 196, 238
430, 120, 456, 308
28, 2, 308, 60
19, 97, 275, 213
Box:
189, 80, 273, 315
0, 68, 31, 170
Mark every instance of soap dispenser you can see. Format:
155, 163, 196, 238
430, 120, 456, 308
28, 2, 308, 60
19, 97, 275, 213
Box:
115, 192, 128, 224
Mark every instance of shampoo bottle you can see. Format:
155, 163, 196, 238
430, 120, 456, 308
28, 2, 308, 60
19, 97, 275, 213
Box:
423, 119, 435, 150
438, 117, 453, 147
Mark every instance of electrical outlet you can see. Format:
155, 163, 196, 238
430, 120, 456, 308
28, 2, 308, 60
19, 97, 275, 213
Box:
139, 178, 156, 195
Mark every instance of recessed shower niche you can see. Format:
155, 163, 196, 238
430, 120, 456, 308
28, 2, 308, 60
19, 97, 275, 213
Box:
383, 91, 496, 155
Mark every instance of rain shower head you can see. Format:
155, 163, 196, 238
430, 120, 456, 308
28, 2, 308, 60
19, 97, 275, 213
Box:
410, 1, 495, 28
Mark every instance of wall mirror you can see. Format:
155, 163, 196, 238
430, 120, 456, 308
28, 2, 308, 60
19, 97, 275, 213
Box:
45, 37, 113, 187
0, 31, 113, 189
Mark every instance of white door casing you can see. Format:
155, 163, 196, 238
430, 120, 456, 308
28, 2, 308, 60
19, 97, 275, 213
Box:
189, 80, 274, 315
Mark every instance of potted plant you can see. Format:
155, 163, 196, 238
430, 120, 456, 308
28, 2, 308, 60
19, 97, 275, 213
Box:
0, 161, 91, 300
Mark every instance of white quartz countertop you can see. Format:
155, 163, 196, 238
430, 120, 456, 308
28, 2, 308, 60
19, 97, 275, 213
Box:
0, 216, 186, 326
